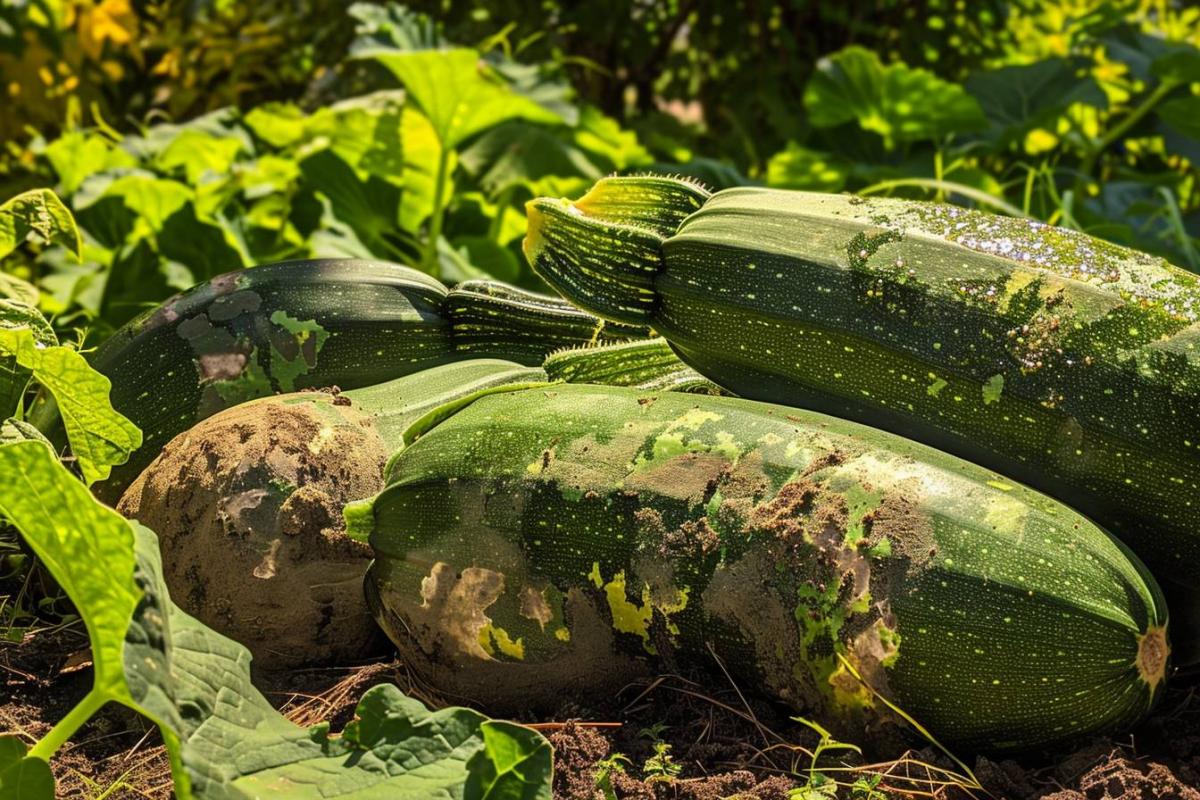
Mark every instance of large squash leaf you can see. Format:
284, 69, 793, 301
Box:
0, 441, 553, 799
355, 47, 560, 151
803, 46, 986, 148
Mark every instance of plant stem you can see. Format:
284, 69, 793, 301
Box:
29, 689, 107, 761
423, 147, 452, 280
488, 186, 516, 242
933, 148, 945, 203
1079, 80, 1177, 180
858, 178, 1031, 218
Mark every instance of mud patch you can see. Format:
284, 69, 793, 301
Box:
862, 490, 936, 569
659, 518, 720, 559
117, 396, 389, 668
624, 452, 728, 507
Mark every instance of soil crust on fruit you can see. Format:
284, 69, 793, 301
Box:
5, 624, 1200, 799
116, 397, 390, 669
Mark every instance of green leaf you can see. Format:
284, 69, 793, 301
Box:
765, 144, 848, 192
460, 121, 600, 197
74, 172, 192, 249
300, 149, 411, 260
1151, 45, 1200, 85
486, 55, 578, 126
156, 130, 245, 185
307, 92, 408, 178
453, 236, 521, 283
573, 106, 652, 172
243, 102, 310, 148
0, 273, 39, 306
398, 107, 454, 233
0, 417, 51, 446
438, 237, 491, 284
803, 46, 987, 147
0, 300, 56, 419
0, 736, 54, 800
42, 132, 138, 196
0, 328, 141, 484
0, 189, 82, 262
1157, 96, 1200, 141
466, 721, 555, 799
0, 442, 141, 705
358, 47, 560, 149
0, 441, 553, 799
965, 58, 1107, 148
349, 1, 444, 53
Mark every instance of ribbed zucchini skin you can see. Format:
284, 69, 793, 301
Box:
526, 181, 1200, 662
542, 338, 723, 394
363, 384, 1168, 754
91, 259, 648, 500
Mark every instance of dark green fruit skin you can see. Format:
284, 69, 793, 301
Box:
529, 185, 1200, 663
91, 259, 645, 501
364, 384, 1168, 755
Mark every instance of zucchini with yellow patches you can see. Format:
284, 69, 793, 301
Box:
524, 176, 1200, 662
358, 381, 1168, 754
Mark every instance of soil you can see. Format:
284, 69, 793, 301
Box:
5, 623, 1200, 799
116, 397, 390, 669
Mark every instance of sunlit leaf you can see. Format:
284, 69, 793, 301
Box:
156, 129, 244, 185
0, 441, 554, 799
358, 47, 560, 149
243, 102, 309, 148
573, 106, 652, 171
0, 273, 39, 306
0, 328, 141, 484
766, 143, 849, 192
0, 189, 82, 261
42, 132, 138, 196
804, 46, 987, 147
0, 300, 56, 418
398, 107, 453, 233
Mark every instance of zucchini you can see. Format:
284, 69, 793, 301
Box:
525, 177, 1200, 662
359, 383, 1168, 754
91, 259, 648, 500
115, 349, 706, 666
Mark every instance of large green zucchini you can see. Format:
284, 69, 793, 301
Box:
358, 382, 1168, 754
90, 258, 648, 500
525, 177, 1200, 661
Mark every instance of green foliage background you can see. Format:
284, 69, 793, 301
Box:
2, 0, 1198, 350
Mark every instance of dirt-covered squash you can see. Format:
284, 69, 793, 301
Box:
524, 176, 1200, 662
357, 381, 1169, 754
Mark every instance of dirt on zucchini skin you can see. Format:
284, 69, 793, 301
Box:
365, 384, 1166, 755
117, 393, 389, 669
